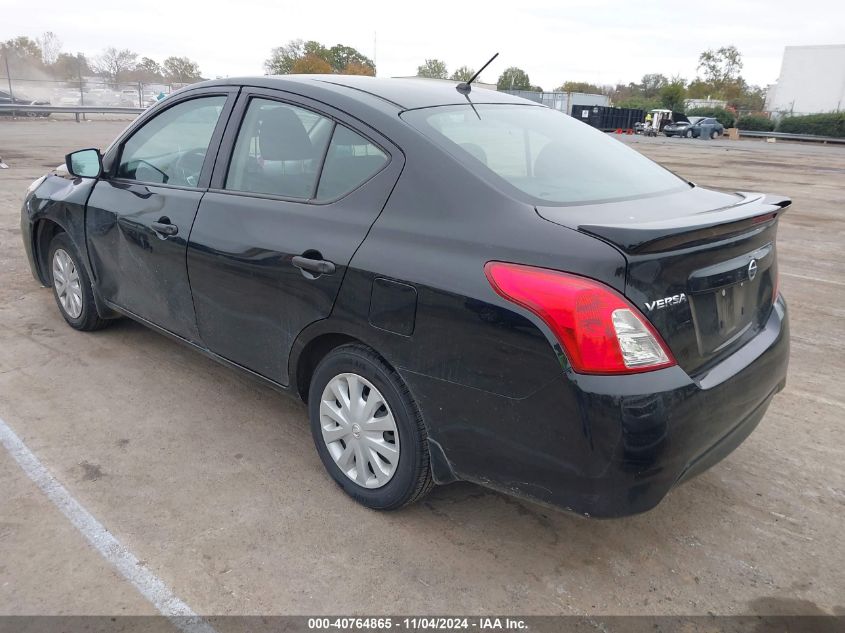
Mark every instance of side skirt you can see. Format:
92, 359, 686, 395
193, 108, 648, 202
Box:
103, 300, 298, 400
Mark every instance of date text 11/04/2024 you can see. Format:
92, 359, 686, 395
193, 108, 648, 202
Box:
307, 617, 528, 630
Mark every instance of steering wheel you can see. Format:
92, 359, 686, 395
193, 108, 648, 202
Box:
172, 149, 207, 187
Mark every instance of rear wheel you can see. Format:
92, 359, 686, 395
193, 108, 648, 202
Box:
308, 343, 434, 510
711, 130, 720, 139
685, 129, 693, 138
48, 233, 109, 331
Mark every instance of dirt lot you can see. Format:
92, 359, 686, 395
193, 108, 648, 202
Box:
0, 119, 843, 617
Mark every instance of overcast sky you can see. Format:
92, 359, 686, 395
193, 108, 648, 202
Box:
2, 0, 843, 88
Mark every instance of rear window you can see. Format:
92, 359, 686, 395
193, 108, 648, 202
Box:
402, 104, 687, 205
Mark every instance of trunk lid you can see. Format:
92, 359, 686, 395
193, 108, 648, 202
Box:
537, 186, 790, 375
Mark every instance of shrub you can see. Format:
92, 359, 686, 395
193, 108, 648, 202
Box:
736, 115, 775, 131
776, 112, 845, 138
686, 107, 735, 128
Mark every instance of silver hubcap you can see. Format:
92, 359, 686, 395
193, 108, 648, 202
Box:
320, 373, 399, 489
52, 248, 83, 318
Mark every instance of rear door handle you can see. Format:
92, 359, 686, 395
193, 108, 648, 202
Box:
151, 220, 178, 237
292, 255, 336, 276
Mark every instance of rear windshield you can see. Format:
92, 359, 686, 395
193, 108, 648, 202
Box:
402, 104, 687, 205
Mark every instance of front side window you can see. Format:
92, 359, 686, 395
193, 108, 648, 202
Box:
117, 96, 226, 187
403, 104, 687, 205
225, 99, 333, 199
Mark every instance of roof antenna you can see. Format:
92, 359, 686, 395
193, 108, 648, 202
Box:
456, 52, 499, 95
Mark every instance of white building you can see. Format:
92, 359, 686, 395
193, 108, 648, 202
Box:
765, 45, 845, 115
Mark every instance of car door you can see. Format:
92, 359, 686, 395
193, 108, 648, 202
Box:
86, 88, 237, 342
186, 88, 403, 385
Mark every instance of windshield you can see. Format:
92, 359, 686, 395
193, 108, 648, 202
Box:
403, 104, 687, 205
688, 117, 704, 125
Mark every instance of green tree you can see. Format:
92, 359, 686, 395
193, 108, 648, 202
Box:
302, 40, 328, 60
265, 39, 374, 76
616, 96, 661, 111
136, 57, 164, 81
685, 79, 714, 99
450, 66, 475, 82
555, 80, 604, 94
697, 46, 743, 87
1, 36, 43, 74
48, 52, 91, 80
327, 44, 374, 74
94, 47, 137, 82
639, 73, 668, 98
265, 39, 306, 74
417, 59, 448, 79
660, 81, 686, 112
497, 67, 532, 90
732, 84, 766, 113
163, 56, 202, 83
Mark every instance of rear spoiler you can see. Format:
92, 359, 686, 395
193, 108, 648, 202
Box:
579, 193, 791, 254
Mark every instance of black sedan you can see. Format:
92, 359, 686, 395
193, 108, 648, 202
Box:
664, 116, 725, 138
0, 89, 50, 117
20, 76, 789, 517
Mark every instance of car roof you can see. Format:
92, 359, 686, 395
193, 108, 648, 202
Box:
194, 75, 531, 110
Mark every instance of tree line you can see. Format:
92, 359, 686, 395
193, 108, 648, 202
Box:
416, 46, 766, 114
2, 33, 767, 115
1, 33, 203, 84
264, 40, 375, 76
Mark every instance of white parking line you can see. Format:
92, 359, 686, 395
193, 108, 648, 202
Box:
781, 271, 845, 287
0, 415, 218, 633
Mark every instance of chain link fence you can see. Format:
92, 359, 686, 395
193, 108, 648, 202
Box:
1, 75, 186, 114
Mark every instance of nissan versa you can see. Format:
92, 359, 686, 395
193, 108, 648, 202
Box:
20, 76, 790, 517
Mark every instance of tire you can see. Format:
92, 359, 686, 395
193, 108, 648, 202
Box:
48, 232, 109, 331
308, 343, 434, 510
685, 129, 693, 138
711, 130, 720, 139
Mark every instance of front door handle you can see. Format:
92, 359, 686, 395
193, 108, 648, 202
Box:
292, 255, 336, 276
151, 219, 178, 237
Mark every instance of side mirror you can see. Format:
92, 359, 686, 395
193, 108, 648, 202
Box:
65, 148, 102, 178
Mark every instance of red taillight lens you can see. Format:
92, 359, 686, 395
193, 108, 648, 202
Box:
484, 262, 676, 375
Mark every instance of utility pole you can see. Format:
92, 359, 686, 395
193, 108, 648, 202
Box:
77, 53, 85, 122
2, 47, 14, 103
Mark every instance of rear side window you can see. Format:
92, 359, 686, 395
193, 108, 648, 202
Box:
403, 104, 686, 205
225, 99, 333, 199
316, 126, 388, 200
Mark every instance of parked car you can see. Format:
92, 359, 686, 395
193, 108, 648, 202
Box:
0, 89, 50, 117
20, 77, 790, 517
665, 116, 725, 138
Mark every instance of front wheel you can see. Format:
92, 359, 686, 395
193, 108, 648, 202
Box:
308, 344, 434, 510
48, 233, 109, 331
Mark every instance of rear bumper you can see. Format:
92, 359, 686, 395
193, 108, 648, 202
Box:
405, 296, 789, 518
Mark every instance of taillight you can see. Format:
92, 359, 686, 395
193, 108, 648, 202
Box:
484, 262, 676, 375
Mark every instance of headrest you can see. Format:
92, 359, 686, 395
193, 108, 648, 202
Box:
258, 107, 315, 161
533, 141, 566, 179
